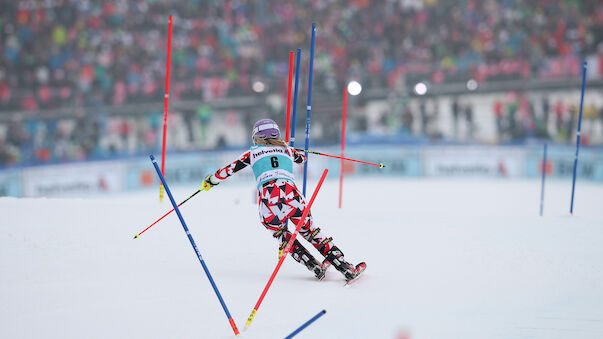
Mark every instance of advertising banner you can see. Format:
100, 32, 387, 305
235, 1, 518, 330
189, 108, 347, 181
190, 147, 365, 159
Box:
0, 170, 22, 197
526, 147, 603, 181
126, 153, 213, 190
290, 145, 421, 180
423, 146, 524, 177
8, 144, 603, 199
22, 161, 124, 197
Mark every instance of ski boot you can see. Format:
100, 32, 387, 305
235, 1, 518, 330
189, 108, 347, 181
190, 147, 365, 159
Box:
325, 246, 365, 282
286, 240, 328, 280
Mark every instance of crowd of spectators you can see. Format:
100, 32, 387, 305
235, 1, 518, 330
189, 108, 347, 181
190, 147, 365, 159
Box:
0, 105, 220, 167
1, 0, 603, 167
1, 0, 601, 111
491, 92, 603, 144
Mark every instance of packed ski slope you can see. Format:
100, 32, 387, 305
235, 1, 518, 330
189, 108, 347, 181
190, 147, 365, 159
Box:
1, 177, 603, 339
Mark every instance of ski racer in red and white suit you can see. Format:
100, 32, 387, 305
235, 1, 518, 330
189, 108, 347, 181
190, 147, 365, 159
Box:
200, 119, 364, 282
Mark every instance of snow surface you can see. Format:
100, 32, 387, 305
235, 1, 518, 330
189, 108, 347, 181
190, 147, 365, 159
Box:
1, 177, 603, 339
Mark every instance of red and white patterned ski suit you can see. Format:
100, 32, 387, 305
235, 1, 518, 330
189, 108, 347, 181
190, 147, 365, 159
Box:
208, 147, 335, 256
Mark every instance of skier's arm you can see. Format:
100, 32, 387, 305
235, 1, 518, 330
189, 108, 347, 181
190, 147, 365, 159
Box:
202, 151, 251, 190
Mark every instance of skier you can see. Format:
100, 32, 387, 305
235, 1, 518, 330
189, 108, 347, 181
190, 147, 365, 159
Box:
200, 118, 365, 282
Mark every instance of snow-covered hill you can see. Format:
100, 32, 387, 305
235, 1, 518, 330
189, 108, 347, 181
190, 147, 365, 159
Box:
2, 178, 602, 338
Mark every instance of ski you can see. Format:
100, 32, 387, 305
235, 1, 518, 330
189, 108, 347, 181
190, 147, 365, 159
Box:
315, 260, 331, 281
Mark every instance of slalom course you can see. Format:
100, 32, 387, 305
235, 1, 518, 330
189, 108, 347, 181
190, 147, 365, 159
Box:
131, 20, 381, 336
3, 179, 603, 338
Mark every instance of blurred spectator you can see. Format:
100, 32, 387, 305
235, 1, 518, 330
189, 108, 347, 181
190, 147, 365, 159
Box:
464, 103, 474, 139
451, 97, 460, 138
401, 105, 414, 134
541, 96, 550, 128
493, 100, 503, 139
584, 104, 598, 135
554, 100, 566, 135
566, 104, 578, 142
197, 104, 213, 146
419, 100, 427, 134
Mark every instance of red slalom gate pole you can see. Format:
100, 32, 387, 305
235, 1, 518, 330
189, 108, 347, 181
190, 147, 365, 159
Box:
244, 169, 328, 330
285, 51, 294, 143
338, 88, 348, 209
280, 51, 294, 258
294, 148, 386, 168
159, 15, 173, 202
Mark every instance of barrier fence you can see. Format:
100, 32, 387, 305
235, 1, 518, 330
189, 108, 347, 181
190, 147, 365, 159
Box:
1, 144, 602, 197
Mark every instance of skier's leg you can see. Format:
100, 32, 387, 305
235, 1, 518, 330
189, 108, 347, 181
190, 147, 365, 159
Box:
258, 182, 325, 279
288, 186, 361, 281
277, 235, 327, 280
285, 186, 335, 256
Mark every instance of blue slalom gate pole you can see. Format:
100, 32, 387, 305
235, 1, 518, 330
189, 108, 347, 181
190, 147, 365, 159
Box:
149, 155, 240, 336
303, 23, 316, 196
570, 61, 587, 215
290, 48, 301, 147
284, 309, 326, 339
539, 143, 547, 216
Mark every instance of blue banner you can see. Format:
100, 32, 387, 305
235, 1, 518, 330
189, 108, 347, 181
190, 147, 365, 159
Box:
0, 170, 22, 197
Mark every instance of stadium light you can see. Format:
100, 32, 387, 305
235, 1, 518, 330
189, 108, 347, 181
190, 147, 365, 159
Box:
347, 81, 362, 96
414, 82, 428, 95
466, 79, 478, 91
252, 80, 266, 93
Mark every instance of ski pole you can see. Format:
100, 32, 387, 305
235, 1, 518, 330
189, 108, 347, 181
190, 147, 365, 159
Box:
244, 169, 328, 331
150, 155, 240, 336
284, 310, 327, 339
133, 188, 202, 239
294, 148, 386, 168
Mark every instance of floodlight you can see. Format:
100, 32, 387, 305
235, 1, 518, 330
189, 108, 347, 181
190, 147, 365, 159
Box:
347, 81, 362, 96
